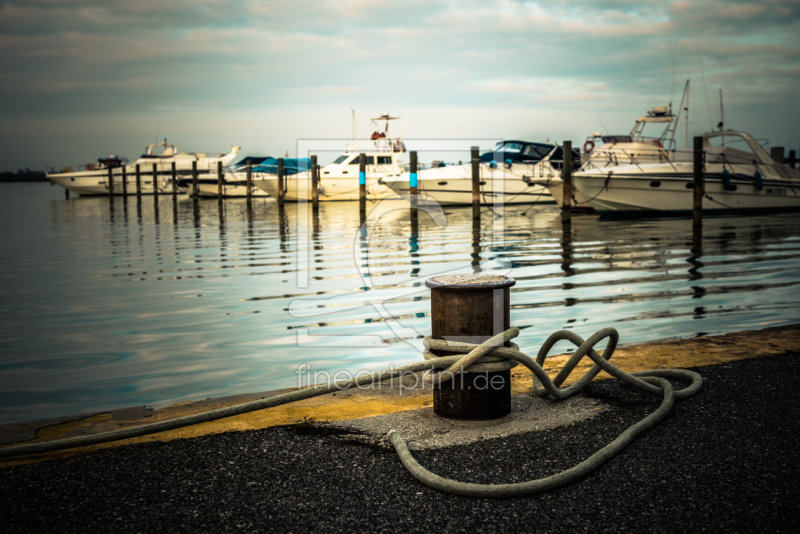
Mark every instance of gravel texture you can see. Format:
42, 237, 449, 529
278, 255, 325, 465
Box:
1, 353, 798, 533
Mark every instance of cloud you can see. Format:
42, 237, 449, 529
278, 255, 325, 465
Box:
0, 0, 798, 168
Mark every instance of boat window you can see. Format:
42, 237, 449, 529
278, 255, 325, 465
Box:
333, 155, 348, 164
349, 156, 374, 165
602, 135, 632, 144
521, 145, 546, 160
500, 142, 524, 153
377, 156, 392, 164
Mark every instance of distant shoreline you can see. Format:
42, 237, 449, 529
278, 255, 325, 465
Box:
0, 172, 48, 183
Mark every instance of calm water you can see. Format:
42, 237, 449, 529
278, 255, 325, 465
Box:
1, 182, 799, 424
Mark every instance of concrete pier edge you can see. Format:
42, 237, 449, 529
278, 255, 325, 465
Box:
2, 323, 798, 467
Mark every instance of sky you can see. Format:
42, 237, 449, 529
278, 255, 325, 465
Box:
1, 0, 798, 170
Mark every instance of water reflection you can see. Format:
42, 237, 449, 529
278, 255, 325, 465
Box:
1, 183, 800, 424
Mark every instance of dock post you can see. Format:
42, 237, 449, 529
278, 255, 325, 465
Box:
65, 189, 69, 200
122, 166, 128, 196
409, 151, 418, 197
409, 150, 418, 228
108, 166, 114, 197
311, 155, 319, 212
771, 146, 785, 165
191, 161, 198, 200
426, 274, 515, 419
789, 150, 797, 170
152, 163, 159, 199
277, 158, 285, 207
246, 162, 252, 200
693, 136, 704, 228
171, 162, 177, 196
359, 153, 366, 215
471, 146, 480, 221
135, 164, 142, 197
216, 161, 223, 201
561, 140, 573, 223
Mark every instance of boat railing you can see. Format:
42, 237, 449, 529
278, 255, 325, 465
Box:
346, 137, 405, 153
49, 159, 128, 174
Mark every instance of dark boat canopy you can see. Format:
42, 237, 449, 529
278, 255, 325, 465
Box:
480, 140, 580, 169
250, 157, 311, 176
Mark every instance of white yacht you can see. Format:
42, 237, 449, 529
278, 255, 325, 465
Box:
573, 130, 800, 214
382, 140, 579, 206
254, 114, 405, 201
538, 81, 691, 210
47, 140, 241, 196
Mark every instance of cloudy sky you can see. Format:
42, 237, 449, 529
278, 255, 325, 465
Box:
1, 0, 798, 170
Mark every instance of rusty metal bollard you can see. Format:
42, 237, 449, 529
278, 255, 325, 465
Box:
425, 273, 515, 420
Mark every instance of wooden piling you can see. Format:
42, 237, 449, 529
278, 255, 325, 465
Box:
108, 166, 114, 197
359, 153, 366, 214
246, 162, 252, 199
122, 166, 128, 196
191, 161, 198, 200
471, 146, 480, 220
561, 140, 573, 223
409, 151, 418, 197
152, 163, 159, 199
171, 162, 177, 196
770, 146, 785, 165
277, 158, 285, 207
135, 164, 142, 197
693, 136, 704, 228
311, 155, 319, 212
217, 161, 223, 200
426, 274, 516, 420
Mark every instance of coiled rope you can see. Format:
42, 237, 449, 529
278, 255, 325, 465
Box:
0, 327, 701, 500
392, 327, 702, 497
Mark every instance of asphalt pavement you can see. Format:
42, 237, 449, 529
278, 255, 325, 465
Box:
1, 352, 798, 533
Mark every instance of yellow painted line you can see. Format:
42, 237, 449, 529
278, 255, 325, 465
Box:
2, 323, 798, 467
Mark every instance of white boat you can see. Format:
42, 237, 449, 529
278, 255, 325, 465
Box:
47, 140, 241, 196
254, 113, 405, 201
382, 140, 578, 206
573, 130, 800, 214
538, 82, 691, 211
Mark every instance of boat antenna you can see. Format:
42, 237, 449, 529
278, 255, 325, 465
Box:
700, 61, 713, 131
684, 80, 690, 149
669, 42, 677, 116
596, 114, 610, 134
718, 89, 724, 130
349, 107, 355, 140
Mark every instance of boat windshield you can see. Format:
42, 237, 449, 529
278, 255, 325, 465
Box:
333, 155, 349, 164
481, 141, 552, 163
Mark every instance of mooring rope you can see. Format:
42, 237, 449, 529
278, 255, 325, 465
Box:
392, 327, 702, 497
0, 327, 701, 500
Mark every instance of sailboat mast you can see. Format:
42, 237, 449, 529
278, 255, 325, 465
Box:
685, 80, 690, 149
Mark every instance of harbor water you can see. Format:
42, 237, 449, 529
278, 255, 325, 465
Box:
1, 182, 799, 424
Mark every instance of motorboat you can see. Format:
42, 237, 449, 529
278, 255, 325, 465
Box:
573, 130, 800, 214
47, 140, 241, 196
382, 140, 580, 205
581, 81, 690, 170
177, 156, 304, 198
254, 114, 405, 201
534, 82, 692, 211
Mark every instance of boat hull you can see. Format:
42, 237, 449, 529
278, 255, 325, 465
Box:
47, 172, 182, 196
254, 174, 398, 202
384, 164, 556, 206
574, 167, 800, 214
183, 176, 270, 198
